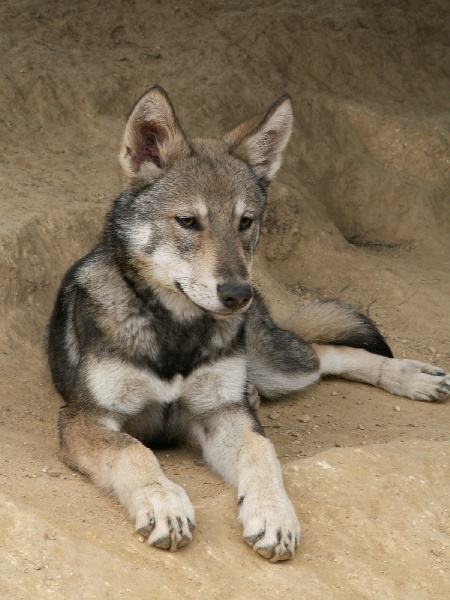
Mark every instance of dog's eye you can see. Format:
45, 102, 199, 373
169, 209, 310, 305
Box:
175, 216, 200, 230
239, 216, 253, 231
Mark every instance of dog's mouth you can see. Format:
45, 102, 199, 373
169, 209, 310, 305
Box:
175, 281, 253, 318
208, 305, 252, 319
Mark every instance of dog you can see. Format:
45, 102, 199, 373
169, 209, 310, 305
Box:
46, 87, 450, 562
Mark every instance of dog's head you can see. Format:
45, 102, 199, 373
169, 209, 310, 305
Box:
114, 87, 292, 318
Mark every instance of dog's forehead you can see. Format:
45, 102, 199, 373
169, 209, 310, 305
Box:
161, 144, 265, 212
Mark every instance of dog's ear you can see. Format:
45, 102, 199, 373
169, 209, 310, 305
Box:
224, 95, 293, 187
119, 86, 191, 184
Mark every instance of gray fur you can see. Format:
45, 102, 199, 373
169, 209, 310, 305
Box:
46, 87, 449, 562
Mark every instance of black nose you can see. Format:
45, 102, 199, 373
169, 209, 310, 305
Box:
217, 283, 253, 311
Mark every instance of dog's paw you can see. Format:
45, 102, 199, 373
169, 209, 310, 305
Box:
132, 480, 195, 551
238, 491, 300, 562
382, 359, 450, 401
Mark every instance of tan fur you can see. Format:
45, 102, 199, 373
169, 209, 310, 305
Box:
222, 116, 262, 148
60, 406, 196, 551
280, 302, 371, 344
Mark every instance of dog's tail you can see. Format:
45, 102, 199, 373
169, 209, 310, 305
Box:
279, 300, 393, 358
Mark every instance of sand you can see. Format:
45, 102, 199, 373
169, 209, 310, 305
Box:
1, 1, 449, 598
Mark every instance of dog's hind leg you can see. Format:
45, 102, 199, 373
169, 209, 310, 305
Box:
59, 405, 195, 551
279, 298, 449, 400
246, 291, 322, 398
247, 294, 449, 401
314, 344, 450, 401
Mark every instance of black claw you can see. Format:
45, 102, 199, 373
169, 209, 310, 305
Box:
178, 535, 190, 548
166, 517, 174, 532
138, 517, 155, 537
276, 529, 282, 543
257, 545, 275, 559
138, 526, 151, 537
245, 528, 265, 546
187, 518, 195, 532
276, 548, 293, 561
176, 516, 183, 532
237, 495, 245, 505
153, 536, 172, 550
435, 370, 446, 376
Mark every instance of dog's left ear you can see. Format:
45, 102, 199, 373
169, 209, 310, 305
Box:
224, 95, 293, 186
119, 86, 191, 185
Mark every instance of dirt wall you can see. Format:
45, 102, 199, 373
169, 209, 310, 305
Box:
1, 1, 449, 598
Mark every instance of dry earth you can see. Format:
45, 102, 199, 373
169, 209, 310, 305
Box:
1, 1, 449, 598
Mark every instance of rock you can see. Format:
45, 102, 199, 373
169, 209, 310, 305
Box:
268, 411, 280, 420
298, 415, 311, 423
0, 441, 448, 599
47, 470, 61, 478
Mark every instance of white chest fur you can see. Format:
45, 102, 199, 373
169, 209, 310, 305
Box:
86, 355, 247, 416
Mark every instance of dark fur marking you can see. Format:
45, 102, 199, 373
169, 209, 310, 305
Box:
247, 291, 320, 374
319, 300, 393, 358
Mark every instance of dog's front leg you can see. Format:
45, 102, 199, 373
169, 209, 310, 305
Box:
59, 406, 195, 551
235, 428, 300, 561
187, 357, 299, 561
191, 405, 299, 561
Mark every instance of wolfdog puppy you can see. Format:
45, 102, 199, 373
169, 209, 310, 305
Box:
47, 87, 450, 561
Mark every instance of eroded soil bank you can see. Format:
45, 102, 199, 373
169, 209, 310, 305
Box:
1, 1, 449, 598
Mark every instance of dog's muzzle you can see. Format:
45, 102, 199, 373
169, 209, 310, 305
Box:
217, 283, 253, 311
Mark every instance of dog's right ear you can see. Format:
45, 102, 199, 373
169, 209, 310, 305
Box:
119, 86, 191, 185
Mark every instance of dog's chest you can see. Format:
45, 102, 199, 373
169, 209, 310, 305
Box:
123, 309, 246, 381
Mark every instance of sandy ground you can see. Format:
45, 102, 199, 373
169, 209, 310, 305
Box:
1, 1, 449, 598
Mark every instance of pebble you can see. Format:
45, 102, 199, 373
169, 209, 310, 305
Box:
298, 415, 311, 423
331, 391, 339, 396
47, 470, 61, 478
428, 347, 436, 354
358, 424, 365, 430
268, 411, 280, 420
394, 406, 401, 412
137, 535, 146, 543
